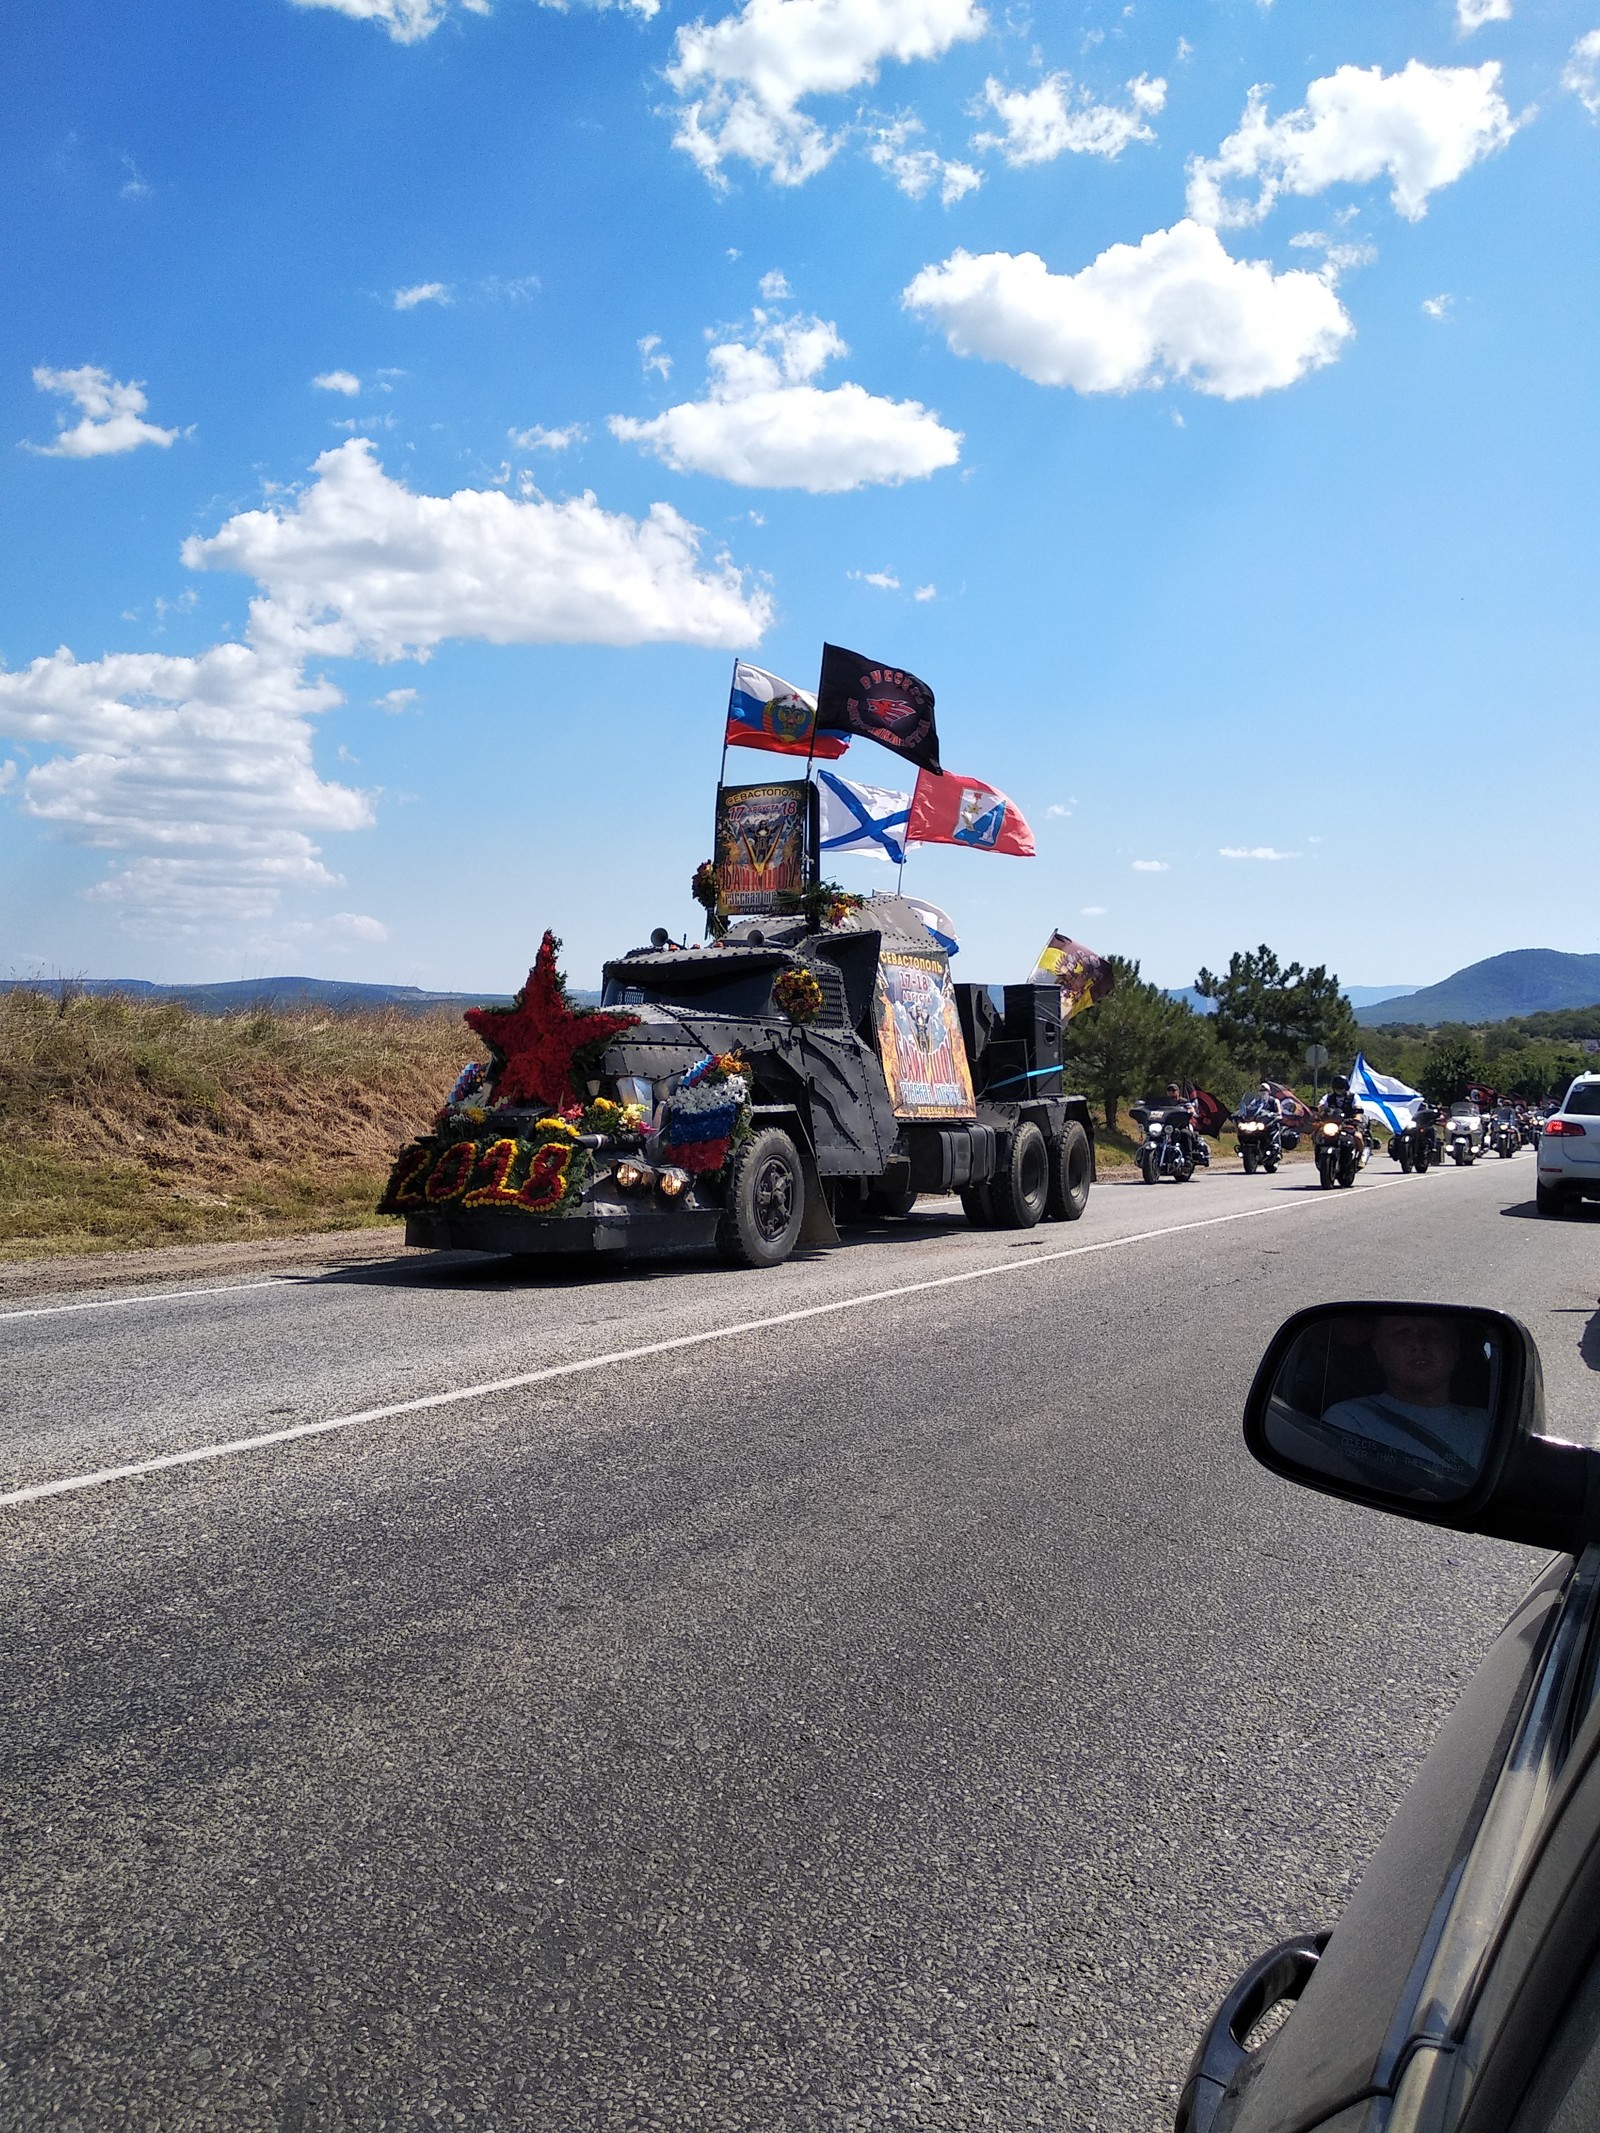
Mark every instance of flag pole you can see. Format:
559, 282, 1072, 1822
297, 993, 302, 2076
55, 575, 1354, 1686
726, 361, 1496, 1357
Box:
802, 649, 823, 889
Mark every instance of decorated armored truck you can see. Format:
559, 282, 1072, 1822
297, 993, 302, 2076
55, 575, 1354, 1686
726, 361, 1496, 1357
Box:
382, 893, 1095, 1269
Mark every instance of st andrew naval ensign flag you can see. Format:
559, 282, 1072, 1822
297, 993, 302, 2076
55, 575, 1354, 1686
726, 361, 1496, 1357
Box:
814, 643, 940, 772
724, 661, 847, 761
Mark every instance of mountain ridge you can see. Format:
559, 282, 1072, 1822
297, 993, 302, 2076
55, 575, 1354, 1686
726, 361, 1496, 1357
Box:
1357, 949, 1600, 1027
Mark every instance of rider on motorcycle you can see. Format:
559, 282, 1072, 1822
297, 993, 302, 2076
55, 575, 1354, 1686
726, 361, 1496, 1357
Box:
1165, 1081, 1210, 1169
1321, 1076, 1361, 1121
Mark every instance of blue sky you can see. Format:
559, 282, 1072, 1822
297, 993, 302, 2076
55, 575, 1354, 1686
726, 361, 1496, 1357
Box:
2, 0, 1596, 992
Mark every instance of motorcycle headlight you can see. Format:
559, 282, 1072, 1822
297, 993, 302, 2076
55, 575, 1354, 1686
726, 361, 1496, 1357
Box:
1321, 1122, 1339, 1136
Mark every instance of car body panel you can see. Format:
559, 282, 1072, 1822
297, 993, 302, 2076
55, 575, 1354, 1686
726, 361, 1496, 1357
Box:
1226, 1563, 1568, 2132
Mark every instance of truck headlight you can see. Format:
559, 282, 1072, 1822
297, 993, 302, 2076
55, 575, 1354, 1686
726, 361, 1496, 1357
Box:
615, 1159, 655, 1192
657, 1167, 690, 1199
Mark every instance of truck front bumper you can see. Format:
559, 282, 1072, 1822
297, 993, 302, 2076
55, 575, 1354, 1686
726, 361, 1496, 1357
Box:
404, 1201, 723, 1258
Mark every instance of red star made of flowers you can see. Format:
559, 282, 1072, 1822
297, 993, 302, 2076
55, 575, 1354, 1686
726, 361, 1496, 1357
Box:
463, 932, 637, 1109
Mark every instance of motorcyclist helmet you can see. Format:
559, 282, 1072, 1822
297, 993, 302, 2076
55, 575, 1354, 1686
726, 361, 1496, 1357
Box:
1259, 1082, 1272, 1096
1332, 1075, 1350, 1094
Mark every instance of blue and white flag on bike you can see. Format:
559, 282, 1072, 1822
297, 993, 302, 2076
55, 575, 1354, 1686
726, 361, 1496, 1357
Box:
1350, 1052, 1423, 1131
816, 768, 911, 864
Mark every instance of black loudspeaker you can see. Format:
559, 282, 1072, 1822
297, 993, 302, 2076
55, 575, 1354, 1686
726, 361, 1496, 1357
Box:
1001, 984, 1063, 1096
954, 984, 1003, 1074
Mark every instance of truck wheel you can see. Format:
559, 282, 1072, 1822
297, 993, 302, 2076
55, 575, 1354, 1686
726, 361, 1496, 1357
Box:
866, 1187, 918, 1219
959, 1184, 996, 1228
716, 1127, 804, 1268
1046, 1121, 1092, 1221
988, 1121, 1049, 1229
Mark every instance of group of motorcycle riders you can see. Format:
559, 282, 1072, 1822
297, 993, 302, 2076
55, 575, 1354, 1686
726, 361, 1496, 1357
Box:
1133, 1077, 1545, 1188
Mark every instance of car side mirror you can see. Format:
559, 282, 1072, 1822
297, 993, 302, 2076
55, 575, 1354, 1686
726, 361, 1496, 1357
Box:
1244, 1303, 1600, 1555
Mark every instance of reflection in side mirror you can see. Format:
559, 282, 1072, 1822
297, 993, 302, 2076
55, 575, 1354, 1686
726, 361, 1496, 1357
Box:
1261, 1308, 1505, 1507
1244, 1301, 1600, 1555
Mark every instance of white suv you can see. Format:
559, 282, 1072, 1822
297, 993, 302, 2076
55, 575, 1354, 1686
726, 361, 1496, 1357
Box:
1536, 1071, 1600, 1215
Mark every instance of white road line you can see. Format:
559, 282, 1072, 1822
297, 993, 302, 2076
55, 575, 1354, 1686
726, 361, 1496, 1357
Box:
0, 1278, 288, 1324
1, 1177, 1410, 1510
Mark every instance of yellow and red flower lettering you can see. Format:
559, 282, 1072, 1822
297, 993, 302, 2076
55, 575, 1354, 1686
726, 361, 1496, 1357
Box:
517, 1140, 572, 1213
463, 1138, 525, 1209
424, 1139, 478, 1202
383, 1142, 434, 1210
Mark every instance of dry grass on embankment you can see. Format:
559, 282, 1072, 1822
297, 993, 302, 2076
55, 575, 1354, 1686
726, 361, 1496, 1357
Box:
0, 988, 482, 1263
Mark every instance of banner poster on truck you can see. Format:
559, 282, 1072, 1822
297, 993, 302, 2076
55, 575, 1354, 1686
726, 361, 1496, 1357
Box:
714, 780, 812, 915
874, 952, 977, 1120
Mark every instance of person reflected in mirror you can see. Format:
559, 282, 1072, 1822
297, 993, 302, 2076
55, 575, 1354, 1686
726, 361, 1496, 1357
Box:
1321, 1316, 1492, 1496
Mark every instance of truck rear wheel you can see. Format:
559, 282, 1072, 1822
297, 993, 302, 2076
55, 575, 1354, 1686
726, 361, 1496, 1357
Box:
1046, 1120, 1091, 1221
866, 1187, 918, 1219
988, 1121, 1049, 1229
716, 1127, 804, 1268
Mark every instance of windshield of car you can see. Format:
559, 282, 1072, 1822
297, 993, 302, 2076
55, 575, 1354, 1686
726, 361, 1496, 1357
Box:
602, 968, 778, 1017
1564, 1083, 1600, 1117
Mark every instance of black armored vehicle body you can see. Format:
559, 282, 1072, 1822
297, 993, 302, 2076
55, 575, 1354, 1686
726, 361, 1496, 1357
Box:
393, 894, 1095, 1269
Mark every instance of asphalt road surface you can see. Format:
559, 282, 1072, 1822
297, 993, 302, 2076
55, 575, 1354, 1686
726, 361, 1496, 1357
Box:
4, 1154, 1597, 2132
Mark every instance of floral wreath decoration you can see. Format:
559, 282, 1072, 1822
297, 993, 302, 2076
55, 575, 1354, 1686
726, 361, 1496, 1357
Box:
773, 965, 825, 1024
659, 1051, 752, 1175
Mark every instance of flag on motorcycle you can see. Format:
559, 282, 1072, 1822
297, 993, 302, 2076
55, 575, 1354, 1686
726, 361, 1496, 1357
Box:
724, 661, 848, 760
1264, 1080, 1316, 1123
816, 768, 911, 864
1349, 1053, 1424, 1132
1029, 933, 1115, 1021
1191, 1088, 1230, 1139
813, 643, 940, 772
907, 768, 1035, 857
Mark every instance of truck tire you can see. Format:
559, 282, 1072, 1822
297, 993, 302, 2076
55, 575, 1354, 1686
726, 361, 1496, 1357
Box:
866, 1187, 919, 1219
988, 1121, 1049, 1229
716, 1127, 804, 1268
1046, 1121, 1092, 1221
960, 1184, 996, 1228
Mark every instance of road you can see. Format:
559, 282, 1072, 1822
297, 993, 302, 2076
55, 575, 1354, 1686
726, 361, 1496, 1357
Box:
3, 1153, 1596, 2131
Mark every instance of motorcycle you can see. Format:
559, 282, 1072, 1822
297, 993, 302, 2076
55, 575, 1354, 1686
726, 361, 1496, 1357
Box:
1387, 1118, 1435, 1174
1233, 1110, 1283, 1175
1313, 1113, 1363, 1190
1486, 1109, 1521, 1159
1446, 1110, 1479, 1167
1133, 1102, 1202, 1184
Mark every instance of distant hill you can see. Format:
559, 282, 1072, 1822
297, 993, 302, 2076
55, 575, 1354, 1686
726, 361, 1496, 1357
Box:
1357, 950, 1600, 1028
0, 975, 618, 1015
1166, 983, 1418, 1016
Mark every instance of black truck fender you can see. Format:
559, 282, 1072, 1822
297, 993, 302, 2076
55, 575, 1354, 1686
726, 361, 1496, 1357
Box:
747, 1104, 841, 1248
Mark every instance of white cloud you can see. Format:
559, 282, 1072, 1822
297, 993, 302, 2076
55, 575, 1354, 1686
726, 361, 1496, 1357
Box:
974, 70, 1166, 165
1564, 31, 1600, 116
120, 158, 152, 201
1, 444, 767, 933
331, 911, 389, 941
1132, 859, 1169, 872
853, 568, 901, 589
0, 760, 16, 793
1187, 61, 1520, 227
639, 333, 673, 380
1456, 0, 1511, 30
913, 582, 936, 601
1219, 845, 1299, 860
759, 269, 792, 297
25, 365, 179, 458
313, 370, 362, 396
1046, 802, 1072, 818
0, 640, 366, 934
666, 0, 987, 186
288, 0, 655, 33
186, 439, 771, 655
1422, 292, 1453, 319
374, 686, 419, 711
1081, 903, 1106, 915
393, 280, 451, 309
905, 219, 1352, 400
610, 309, 961, 491
508, 422, 586, 450
868, 116, 982, 201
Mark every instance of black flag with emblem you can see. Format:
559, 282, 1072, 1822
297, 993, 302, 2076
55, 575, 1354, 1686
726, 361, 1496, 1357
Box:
813, 643, 940, 773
